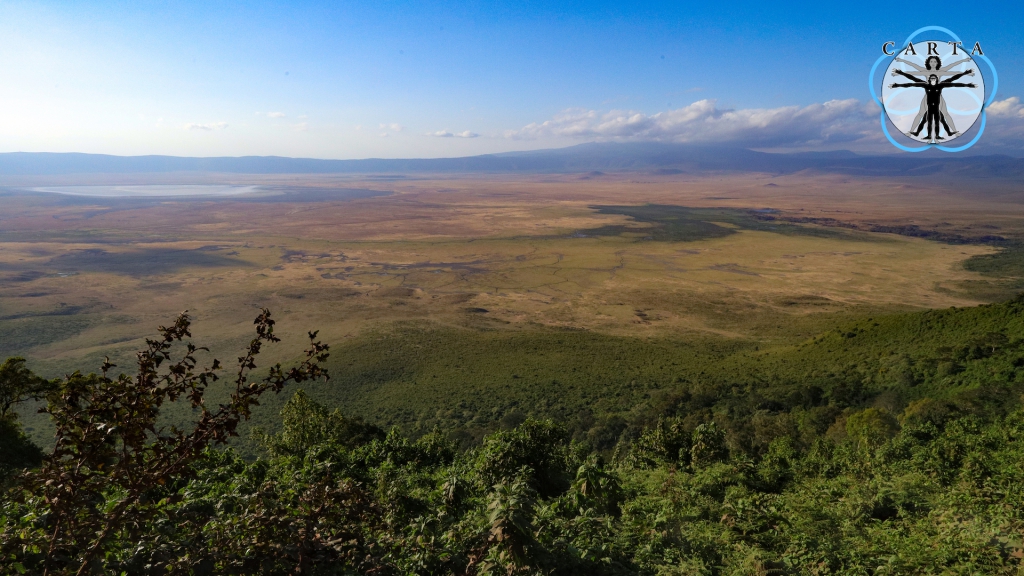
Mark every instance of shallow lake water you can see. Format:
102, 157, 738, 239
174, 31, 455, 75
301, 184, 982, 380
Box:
29, 185, 258, 197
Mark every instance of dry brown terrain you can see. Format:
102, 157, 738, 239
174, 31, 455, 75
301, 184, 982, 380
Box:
0, 171, 1020, 375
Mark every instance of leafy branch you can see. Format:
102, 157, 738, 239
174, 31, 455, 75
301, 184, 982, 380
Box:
9, 309, 328, 576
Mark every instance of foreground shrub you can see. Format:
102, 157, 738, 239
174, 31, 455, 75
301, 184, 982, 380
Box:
2, 311, 1023, 574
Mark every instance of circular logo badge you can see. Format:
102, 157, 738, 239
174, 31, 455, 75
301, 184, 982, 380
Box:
881, 42, 984, 144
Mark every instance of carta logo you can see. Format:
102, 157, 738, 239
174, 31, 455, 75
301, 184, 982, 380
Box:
870, 26, 997, 152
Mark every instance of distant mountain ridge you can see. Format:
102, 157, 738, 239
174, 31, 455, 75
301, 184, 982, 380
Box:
1, 143, 1023, 178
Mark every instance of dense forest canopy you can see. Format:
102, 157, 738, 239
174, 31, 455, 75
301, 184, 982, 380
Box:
2, 299, 1024, 574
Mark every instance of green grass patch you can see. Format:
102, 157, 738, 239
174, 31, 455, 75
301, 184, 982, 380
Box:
236, 294, 1024, 454
588, 205, 866, 242
964, 241, 1024, 277
0, 315, 95, 357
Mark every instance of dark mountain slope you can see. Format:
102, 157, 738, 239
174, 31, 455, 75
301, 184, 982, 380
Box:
2, 143, 1022, 177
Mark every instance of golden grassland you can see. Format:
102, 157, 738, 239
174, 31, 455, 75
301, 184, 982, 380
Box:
7, 170, 1024, 445
0, 171, 1017, 377
0, 229, 991, 356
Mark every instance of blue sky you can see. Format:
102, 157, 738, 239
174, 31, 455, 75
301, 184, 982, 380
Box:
0, 1, 1021, 158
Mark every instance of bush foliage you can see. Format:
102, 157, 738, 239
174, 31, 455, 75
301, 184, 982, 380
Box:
2, 300, 1024, 574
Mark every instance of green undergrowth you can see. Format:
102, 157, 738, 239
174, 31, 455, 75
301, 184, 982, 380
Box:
6, 297, 1024, 573
960, 241, 1024, 300
587, 205, 869, 242
8, 386, 1023, 574
0, 314, 95, 357
964, 242, 1024, 277
234, 295, 1024, 458
247, 324, 743, 450
16, 294, 1024, 460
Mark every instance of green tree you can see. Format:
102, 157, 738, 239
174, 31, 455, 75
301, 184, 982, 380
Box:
690, 421, 727, 468
0, 309, 329, 576
476, 418, 570, 498
254, 389, 384, 456
0, 357, 53, 481
625, 416, 690, 468
846, 407, 900, 448
0, 357, 53, 423
477, 476, 539, 575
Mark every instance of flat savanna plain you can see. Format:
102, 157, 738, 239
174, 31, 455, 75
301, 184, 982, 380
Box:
2, 171, 1021, 444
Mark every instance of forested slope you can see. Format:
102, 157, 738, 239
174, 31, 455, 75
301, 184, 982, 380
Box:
2, 298, 1024, 574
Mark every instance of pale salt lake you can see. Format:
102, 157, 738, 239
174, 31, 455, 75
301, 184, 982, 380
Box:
29, 185, 259, 197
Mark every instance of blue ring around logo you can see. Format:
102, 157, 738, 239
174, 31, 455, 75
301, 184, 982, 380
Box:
868, 26, 997, 153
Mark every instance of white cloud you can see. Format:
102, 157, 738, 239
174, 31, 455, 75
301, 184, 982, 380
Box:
268, 112, 286, 118
184, 122, 228, 131
502, 97, 1024, 152
379, 123, 403, 132
980, 98, 1024, 152
292, 122, 308, 132
988, 97, 1024, 118
504, 99, 879, 147
428, 129, 478, 138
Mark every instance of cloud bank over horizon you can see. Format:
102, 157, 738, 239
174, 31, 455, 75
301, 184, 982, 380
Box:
3, 3, 1022, 158
504, 97, 1024, 154
184, 122, 229, 132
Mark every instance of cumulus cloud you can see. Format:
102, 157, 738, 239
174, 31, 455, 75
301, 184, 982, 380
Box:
184, 122, 228, 131
267, 112, 286, 118
988, 97, 1024, 118
429, 129, 478, 138
980, 98, 1024, 152
505, 99, 879, 148
503, 97, 1024, 152
379, 123, 403, 132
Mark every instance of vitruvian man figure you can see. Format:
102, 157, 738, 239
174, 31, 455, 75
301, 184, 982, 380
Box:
893, 55, 972, 136
890, 67, 975, 142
